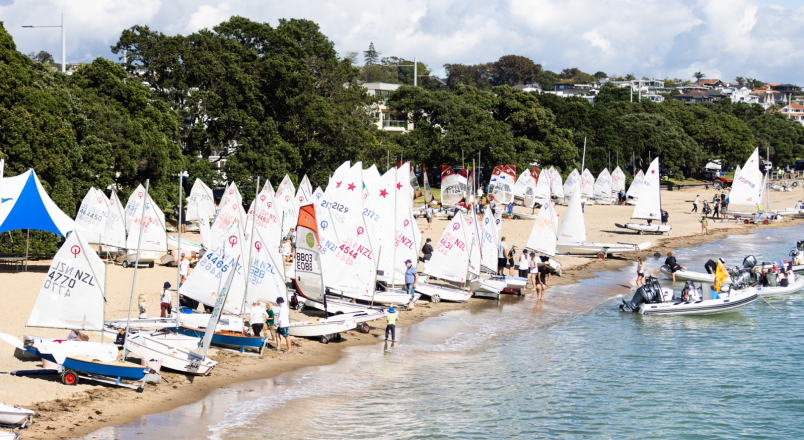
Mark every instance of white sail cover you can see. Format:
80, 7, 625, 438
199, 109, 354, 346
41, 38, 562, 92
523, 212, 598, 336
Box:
124, 184, 146, 232
611, 167, 626, 194
74, 187, 108, 244
186, 179, 216, 222
526, 202, 557, 256
494, 207, 503, 242
441, 166, 466, 206
425, 211, 470, 283
513, 169, 537, 206
491, 165, 516, 204
558, 184, 587, 243
245, 227, 286, 304
563, 169, 580, 199
212, 183, 247, 238
632, 158, 662, 220
533, 168, 551, 206
246, 187, 283, 249
295, 203, 325, 301
275, 175, 298, 236
103, 191, 127, 249
125, 191, 167, 252
27, 231, 105, 330
581, 169, 595, 199
179, 221, 246, 314
593, 168, 612, 201
480, 207, 498, 273
548, 167, 564, 200
729, 148, 762, 207
626, 170, 645, 199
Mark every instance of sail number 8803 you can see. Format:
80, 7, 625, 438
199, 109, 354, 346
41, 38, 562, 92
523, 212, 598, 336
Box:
296, 252, 314, 272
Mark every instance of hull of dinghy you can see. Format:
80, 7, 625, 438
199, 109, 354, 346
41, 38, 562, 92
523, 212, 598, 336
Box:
176, 326, 265, 353
414, 283, 472, 302
556, 241, 650, 256
638, 292, 758, 316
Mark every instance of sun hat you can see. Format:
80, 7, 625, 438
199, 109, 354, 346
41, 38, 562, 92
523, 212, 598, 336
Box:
163, 282, 171, 288
388, 307, 396, 313
405, 259, 412, 264
276, 297, 285, 303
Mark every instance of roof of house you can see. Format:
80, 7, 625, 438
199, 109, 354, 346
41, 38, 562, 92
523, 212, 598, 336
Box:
695, 79, 722, 85
783, 103, 804, 110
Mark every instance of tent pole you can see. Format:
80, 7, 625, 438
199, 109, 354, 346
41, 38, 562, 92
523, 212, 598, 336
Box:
25, 229, 29, 271
124, 180, 150, 362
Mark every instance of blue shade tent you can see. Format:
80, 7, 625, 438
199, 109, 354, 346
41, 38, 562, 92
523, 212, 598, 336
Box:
0, 170, 75, 236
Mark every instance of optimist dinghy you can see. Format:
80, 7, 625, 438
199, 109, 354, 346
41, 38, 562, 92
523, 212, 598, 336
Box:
615, 158, 671, 235
125, 333, 217, 376
620, 277, 757, 316
288, 316, 357, 344
420, 211, 476, 302
0, 403, 33, 427
557, 184, 649, 257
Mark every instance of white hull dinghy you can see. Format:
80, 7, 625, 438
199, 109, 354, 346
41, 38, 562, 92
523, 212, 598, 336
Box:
615, 222, 671, 235
615, 158, 671, 236
0, 403, 33, 426
106, 317, 178, 330
470, 278, 504, 300
659, 265, 724, 284
489, 275, 528, 291
414, 282, 472, 303
620, 277, 757, 316
125, 333, 216, 376
138, 330, 202, 350
288, 317, 357, 344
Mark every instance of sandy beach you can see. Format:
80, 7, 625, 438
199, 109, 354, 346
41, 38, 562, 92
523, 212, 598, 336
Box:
2, 185, 802, 439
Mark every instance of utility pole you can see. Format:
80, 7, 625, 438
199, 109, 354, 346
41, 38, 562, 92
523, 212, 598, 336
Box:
22, 12, 65, 73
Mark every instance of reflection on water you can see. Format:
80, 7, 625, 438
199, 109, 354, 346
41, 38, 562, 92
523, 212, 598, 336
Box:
78, 225, 804, 440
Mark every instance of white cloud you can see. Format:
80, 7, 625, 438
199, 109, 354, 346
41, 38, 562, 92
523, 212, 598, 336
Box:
1, 0, 803, 83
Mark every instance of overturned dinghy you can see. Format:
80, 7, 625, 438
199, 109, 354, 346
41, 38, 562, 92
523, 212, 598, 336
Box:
620, 277, 757, 316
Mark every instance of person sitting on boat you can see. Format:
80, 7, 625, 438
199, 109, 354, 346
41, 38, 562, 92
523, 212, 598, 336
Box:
704, 258, 729, 274
784, 262, 795, 286
664, 252, 686, 283
114, 328, 126, 358
138, 295, 147, 319
681, 281, 699, 303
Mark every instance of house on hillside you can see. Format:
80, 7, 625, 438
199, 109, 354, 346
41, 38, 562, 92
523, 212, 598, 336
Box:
513, 83, 543, 92
770, 84, 801, 100
362, 82, 412, 134
694, 78, 725, 88
780, 103, 804, 125
672, 89, 727, 105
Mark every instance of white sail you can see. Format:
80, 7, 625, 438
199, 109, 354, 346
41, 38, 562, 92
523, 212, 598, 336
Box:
581, 169, 595, 199
262, 179, 275, 197
526, 202, 557, 256
558, 184, 587, 243
313, 186, 341, 289
186, 179, 216, 222
441, 166, 466, 206
513, 169, 537, 206
465, 207, 482, 276
548, 167, 565, 200
245, 187, 282, 249
422, 165, 434, 203
102, 191, 127, 249
27, 231, 105, 330
409, 165, 421, 200
125, 192, 167, 252
124, 184, 146, 232
632, 158, 662, 220
275, 175, 298, 236
370, 170, 396, 279
611, 167, 626, 194
494, 207, 503, 242
626, 170, 645, 199
245, 227, 286, 304
393, 163, 419, 281
425, 211, 470, 283
299, 174, 313, 196
179, 221, 246, 314
593, 168, 612, 202
295, 203, 325, 301
491, 165, 516, 204
563, 168, 580, 199
74, 188, 108, 244
734, 165, 742, 181
202, 255, 239, 359
533, 168, 551, 206
211, 183, 247, 238
198, 217, 212, 249
480, 207, 498, 273
729, 148, 762, 207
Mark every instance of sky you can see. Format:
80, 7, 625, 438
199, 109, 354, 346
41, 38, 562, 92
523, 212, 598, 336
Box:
2, 0, 804, 84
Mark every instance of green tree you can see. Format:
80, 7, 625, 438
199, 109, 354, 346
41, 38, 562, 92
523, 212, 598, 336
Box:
735, 76, 746, 85
444, 63, 493, 89
594, 71, 608, 80
624, 73, 636, 81
363, 42, 380, 66
490, 55, 542, 86
693, 71, 705, 82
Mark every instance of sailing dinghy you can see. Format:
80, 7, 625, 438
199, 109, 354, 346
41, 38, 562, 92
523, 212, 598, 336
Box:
615, 158, 671, 235
419, 212, 474, 302
556, 184, 650, 257
121, 186, 167, 267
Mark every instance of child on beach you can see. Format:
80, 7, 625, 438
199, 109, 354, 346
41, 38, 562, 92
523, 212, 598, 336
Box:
138, 295, 147, 319
385, 306, 398, 342
700, 215, 709, 235
636, 257, 645, 287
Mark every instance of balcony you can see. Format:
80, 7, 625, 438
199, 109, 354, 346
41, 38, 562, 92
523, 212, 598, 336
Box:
382, 120, 408, 129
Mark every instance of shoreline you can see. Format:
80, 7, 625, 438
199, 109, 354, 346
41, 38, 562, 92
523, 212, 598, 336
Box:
15, 196, 804, 439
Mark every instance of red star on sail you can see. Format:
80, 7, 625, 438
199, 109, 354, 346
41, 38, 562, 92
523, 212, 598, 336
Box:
336, 181, 342, 188
348, 182, 356, 191
396, 182, 403, 190
379, 189, 388, 198
651, 170, 656, 174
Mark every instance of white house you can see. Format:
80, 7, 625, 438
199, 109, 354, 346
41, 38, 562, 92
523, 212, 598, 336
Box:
362, 82, 412, 134
781, 103, 804, 125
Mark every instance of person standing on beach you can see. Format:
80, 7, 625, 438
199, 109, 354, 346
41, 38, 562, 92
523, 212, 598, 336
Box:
497, 237, 508, 275
425, 206, 434, 230
385, 306, 398, 341
179, 253, 190, 285
528, 253, 539, 291
421, 238, 433, 262
160, 282, 172, 318
691, 195, 699, 213
636, 257, 645, 287
507, 246, 517, 276
404, 259, 418, 306
265, 302, 276, 343
700, 215, 709, 235
250, 301, 267, 337
275, 297, 292, 352
138, 295, 147, 319
507, 202, 514, 221
518, 251, 530, 279
712, 198, 720, 220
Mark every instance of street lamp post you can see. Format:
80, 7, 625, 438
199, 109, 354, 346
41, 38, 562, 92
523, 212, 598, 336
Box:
22, 13, 65, 73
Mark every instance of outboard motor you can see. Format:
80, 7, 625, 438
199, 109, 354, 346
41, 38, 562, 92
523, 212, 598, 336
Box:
621, 276, 663, 312
731, 269, 752, 290
742, 255, 757, 271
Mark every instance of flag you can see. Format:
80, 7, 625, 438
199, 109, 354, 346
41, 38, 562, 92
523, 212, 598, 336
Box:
714, 262, 729, 292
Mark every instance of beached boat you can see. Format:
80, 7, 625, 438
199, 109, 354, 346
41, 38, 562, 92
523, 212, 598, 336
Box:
614, 158, 671, 235
620, 277, 758, 316
415, 281, 472, 303
490, 275, 528, 291
125, 333, 216, 376
288, 316, 357, 344
421, 211, 475, 302
0, 403, 33, 426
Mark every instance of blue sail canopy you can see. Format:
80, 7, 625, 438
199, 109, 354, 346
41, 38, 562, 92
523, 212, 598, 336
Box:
0, 170, 75, 236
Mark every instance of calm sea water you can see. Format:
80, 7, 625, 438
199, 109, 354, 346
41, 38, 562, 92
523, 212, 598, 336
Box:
78, 224, 804, 440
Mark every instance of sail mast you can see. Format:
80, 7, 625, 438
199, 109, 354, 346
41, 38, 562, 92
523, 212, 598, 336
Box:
123, 179, 150, 361
241, 177, 260, 318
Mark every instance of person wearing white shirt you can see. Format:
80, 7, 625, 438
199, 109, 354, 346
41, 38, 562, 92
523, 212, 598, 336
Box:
518, 252, 530, 278
160, 282, 172, 317
275, 296, 292, 352
179, 254, 190, 285
691, 195, 700, 213
249, 301, 268, 337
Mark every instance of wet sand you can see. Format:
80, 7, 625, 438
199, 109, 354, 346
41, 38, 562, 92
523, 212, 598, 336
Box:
2, 186, 802, 439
